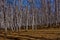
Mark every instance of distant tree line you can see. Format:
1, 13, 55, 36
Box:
0, 0, 60, 31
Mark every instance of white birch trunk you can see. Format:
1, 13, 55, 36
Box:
10, 6, 14, 31
55, 0, 58, 26
20, 0, 23, 30
26, 7, 29, 30
4, 0, 7, 32
45, 0, 49, 27
32, 0, 35, 30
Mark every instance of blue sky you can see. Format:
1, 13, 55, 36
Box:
6, 0, 55, 13
6, 0, 54, 7
6, 0, 42, 8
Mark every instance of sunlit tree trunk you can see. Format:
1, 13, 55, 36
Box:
17, 0, 22, 31
13, 0, 21, 31
26, 6, 29, 31
15, 6, 19, 32
19, 0, 23, 30
38, 9, 42, 28
0, 0, 3, 28
47, 0, 52, 27
50, 0, 55, 27
32, 0, 35, 30
55, 0, 59, 26
5, 5, 9, 30
41, 0, 48, 27
34, 8, 38, 30
28, 0, 35, 30
0, 0, 4, 29
29, 8, 32, 29
45, 0, 49, 27
58, 0, 60, 25
2, 0, 7, 40
3, 0, 8, 32
10, 6, 14, 31
48, 0, 53, 27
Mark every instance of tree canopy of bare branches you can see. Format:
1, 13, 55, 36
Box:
0, 0, 60, 31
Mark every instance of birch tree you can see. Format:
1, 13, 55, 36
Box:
0, 0, 3, 29
32, 0, 35, 30
48, 0, 53, 27
58, 0, 60, 27
41, 0, 48, 28
28, 0, 35, 30
19, 0, 23, 30
45, 0, 49, 27
26, 6, 29, 30
46, 0, 51, 28
2, 0, 8, 32
13, 0, 16, 31
10, 5, 14, 31
34, 8, 38, 30
17, 0, 22, 31
55, 0, 58, 27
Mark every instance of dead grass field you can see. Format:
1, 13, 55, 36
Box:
0, 28, 60, 40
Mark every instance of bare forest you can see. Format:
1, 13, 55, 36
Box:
0, 0, 60, 32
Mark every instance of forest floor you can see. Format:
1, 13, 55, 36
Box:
0, 28, 60, 40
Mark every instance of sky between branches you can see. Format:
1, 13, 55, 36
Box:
5, 0, 55, 13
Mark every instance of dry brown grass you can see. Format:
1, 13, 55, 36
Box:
0, 28, 60, 40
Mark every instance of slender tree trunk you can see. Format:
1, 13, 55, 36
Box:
20, 0, 23, 30
41, 0, 47, 27
47, 0, 51, 27
58, 0, 60, 25
26, 6, 29, 31
55, 0, 58, 26
45, 0, 49, 27
32, 0, 35, 30
29, 0, 35, 30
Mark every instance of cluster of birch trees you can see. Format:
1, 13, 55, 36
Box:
0, 0, 60, 31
